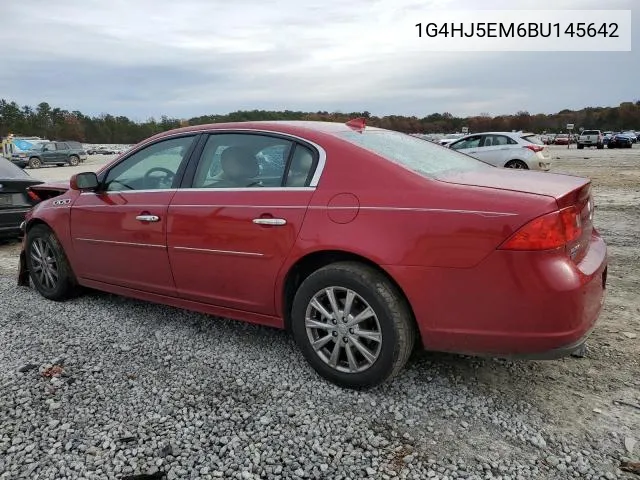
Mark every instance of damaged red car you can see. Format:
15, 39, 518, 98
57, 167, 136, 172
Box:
17, 120, 608, 388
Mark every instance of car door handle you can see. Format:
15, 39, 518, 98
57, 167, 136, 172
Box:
253, 218, 286, 226
136, 214, 160, 222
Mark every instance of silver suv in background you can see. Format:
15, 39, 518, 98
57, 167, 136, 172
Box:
447, 132, 551, 170
577, 130, 604, 149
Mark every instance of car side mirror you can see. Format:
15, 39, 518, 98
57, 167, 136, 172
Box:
70, 172, 99, 191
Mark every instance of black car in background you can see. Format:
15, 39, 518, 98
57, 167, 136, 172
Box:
608, 133, 634, 149
0, 159, 43, 239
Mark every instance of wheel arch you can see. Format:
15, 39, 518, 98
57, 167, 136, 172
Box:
280, 249, 420, 343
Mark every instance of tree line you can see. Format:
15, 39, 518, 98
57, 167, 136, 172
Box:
1, 98, 639, 145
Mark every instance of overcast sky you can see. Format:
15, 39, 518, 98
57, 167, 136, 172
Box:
1, 0, 637, 120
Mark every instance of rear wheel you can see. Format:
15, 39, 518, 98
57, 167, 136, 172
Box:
577, 143, 584, 149
28, 157, 42, 168
68, 155, 80, 166
25, 225, 78, 301
597, 143, 604, 149
505, 159, 529, 169
291, 262, 416, 389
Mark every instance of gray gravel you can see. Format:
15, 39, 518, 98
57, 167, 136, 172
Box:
0, 277, 634, 480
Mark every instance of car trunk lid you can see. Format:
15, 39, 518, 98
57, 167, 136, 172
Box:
438, 169, 594, 262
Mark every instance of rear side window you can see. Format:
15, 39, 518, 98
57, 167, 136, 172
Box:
55, 142, 68, 150
339, 129, 491, 179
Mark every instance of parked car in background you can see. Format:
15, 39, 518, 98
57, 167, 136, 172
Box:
553, 134, 570, 145
577, 130, 604, 149
16, 119, 607, 388
87, 146, 118, 155
621, 131, 638, 143
448, 131, 551, 170
608, 133, 634, 149
11, 141, 87, 168
438, 133, 464, 146
0, 158, 43, 239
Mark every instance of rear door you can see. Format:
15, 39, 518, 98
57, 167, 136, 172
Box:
473, 134, 518, 166
55, 143, 69, 162
167, 131, 321, 315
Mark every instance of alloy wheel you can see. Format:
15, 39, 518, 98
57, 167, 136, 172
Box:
30, 238, 59, 290
305, 286, 382, 373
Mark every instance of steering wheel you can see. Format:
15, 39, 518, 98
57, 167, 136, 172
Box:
144, 167, 175, 189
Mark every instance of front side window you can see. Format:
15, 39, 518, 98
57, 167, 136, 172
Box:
450, 135, 482, 150
192, 133, 298, 188
103, 135, 195, 191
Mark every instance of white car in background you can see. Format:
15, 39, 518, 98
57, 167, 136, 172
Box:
447, 132, 551, 171
438, 133, 465, 146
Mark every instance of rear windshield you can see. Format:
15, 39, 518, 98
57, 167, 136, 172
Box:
582, 130, 599, 135
338, 129, 491, 179
0, 158, 31, 179
521, 134, 545, 145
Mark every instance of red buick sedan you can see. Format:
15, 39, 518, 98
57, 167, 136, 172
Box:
17, 120, 608, 388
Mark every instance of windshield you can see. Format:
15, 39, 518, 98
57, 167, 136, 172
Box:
338, 129, 491, 179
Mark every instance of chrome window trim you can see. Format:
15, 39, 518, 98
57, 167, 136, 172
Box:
80, 187, 315, 195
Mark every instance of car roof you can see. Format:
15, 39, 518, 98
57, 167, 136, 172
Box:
149, 120, 388, 143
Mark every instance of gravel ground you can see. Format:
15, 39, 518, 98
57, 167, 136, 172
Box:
0, 146, 639, 480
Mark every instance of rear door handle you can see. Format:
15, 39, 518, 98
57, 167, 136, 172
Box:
136, 214, 160, 222
253, 218, 286, 226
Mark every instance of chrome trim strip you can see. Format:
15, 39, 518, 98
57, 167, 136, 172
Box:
80, 190, 178, 195
172, 246, 264, 257
169, 204, 307, 209
308, 206, 517, 217
75, 238, 165, 249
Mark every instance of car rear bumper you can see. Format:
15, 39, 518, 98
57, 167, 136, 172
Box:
385, 230, 608, 358
0, 209, 31, 237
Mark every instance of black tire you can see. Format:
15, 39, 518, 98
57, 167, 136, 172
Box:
577, 143, 584, 149
68, 155, 80, 166
291, 262, 416, 389
28, 157, 42, 168
25, 224, 78, 301
597, 144, 604, 150
505, 159, 529, 169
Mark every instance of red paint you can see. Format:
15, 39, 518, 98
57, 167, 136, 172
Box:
24, 121, 608, 358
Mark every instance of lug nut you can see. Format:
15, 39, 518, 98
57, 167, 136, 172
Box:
343, 337, 348, 343
349, 328, 354, 334
332, 331, 337, 337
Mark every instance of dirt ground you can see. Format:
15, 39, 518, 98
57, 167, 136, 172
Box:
0, 145, 638, 475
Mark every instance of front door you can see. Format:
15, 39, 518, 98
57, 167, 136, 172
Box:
167, 132, 320, 315
70, 134, 198, 295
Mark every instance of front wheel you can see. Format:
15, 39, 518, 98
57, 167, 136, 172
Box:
291, 262, 416, 389
505, 159, 529, 169
28, 157, 42, 168
25, 225, 78, 301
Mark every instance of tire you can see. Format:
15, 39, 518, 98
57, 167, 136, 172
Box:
25, 224, 78, 301
597, 144, 604, 150
291, 262, 416, 389
505, 159, 529, 169
68, 155, 80, 166
28, 157, 42, 168
577, 143, 584, 149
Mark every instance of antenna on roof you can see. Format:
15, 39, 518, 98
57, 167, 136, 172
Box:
346, 117, 366, 131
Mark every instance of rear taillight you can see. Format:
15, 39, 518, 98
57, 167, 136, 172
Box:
27, 189, 41, 202
524, 145, 544, 153
499, 206, 582, 251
